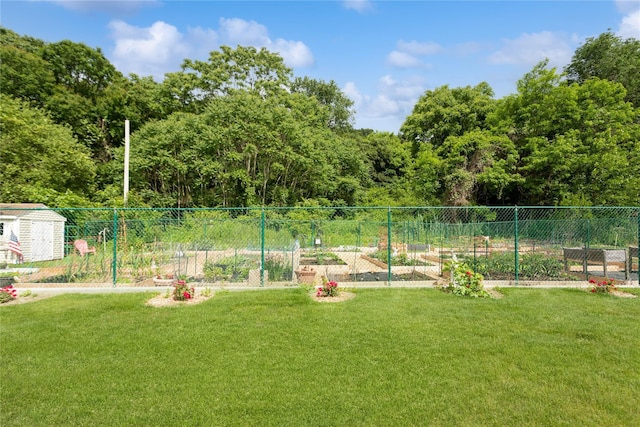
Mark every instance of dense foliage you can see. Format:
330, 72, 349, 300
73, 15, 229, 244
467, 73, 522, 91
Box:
1, 27, 638, 208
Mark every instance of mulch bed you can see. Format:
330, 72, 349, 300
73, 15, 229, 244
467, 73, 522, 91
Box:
310, 291, 356, 303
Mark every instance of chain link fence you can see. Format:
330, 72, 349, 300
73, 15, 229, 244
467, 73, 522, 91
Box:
1, 206, 638, 287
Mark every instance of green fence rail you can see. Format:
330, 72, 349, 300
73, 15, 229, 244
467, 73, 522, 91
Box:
1, 206, 638, 287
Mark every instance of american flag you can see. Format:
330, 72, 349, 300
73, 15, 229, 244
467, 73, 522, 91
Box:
8, 230, 22, 259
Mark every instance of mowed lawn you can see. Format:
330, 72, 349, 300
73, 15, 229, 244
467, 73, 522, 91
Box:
1, 287, 639, 426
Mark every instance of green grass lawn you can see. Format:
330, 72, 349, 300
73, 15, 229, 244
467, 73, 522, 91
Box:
1, 288, 639, 426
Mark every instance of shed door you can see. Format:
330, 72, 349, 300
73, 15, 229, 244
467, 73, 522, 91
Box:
31, 221, 54, 262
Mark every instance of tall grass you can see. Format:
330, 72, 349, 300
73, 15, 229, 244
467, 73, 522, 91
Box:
1, 288, 639, 426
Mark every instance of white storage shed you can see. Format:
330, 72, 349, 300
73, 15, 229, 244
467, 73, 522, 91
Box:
0, 203, 67, 264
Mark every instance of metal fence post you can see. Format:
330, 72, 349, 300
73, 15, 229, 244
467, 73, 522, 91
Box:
112, 208, 118, 287
387, 207, 392, 285
261, 208, 265, 287
514, 206, 519, 285
585, 217, 591, 282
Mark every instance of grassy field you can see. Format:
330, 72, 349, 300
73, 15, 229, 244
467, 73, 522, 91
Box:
1, 287, 639, 426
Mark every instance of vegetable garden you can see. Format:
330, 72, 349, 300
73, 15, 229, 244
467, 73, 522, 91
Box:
1, 206, 638, 287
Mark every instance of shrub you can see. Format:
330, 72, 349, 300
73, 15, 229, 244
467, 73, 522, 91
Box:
443, 261, 489, 298
0, 285, 18, 303
172, 280, 195, 301
316, 277, 339, 297
589, 278, 617, 294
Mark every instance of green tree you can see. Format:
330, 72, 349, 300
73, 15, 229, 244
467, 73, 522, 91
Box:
0, 95, 96, 203
0, 29, 55, 104
438, 130, 521, 205
492, 62, 640, 205
565, 31, 640, 107
41, 40, 118, 101
400, 82, 496, 155
162, 45, 293, 113
291, 77, 355, 132
126, 91, 368, 207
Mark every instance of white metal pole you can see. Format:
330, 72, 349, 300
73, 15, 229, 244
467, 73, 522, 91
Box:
124, 119, 130, 206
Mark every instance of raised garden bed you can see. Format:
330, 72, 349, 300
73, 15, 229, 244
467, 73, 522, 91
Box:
465, 252, 580, 281
329, 271, 431, 282
563, 247, 628, 278
299, 251, 346, 265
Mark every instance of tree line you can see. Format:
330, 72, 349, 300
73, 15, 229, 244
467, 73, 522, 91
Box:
1, 27, 639, 209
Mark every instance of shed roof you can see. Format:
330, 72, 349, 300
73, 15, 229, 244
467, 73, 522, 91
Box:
0, 203, 66, 221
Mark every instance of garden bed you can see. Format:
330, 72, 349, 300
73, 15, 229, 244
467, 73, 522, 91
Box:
299, 251, 347, 265
329, 271, 431, 282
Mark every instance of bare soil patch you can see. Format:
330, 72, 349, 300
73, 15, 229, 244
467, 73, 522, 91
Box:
610, 290, 637, 298
0, 293, 58, 306
146, 293, 213, 307
310, 291, 356, 303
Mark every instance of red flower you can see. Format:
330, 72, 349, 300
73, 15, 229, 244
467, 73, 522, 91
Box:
465, 271, 472, 276
183, 291, 192, 299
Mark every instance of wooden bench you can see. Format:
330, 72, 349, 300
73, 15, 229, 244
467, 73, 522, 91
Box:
563, 247, 628, 278
74, 239, 96, 257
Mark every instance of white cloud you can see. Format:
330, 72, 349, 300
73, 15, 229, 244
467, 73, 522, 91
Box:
217, 18, 314, 67
618, 10, 640, 39
218, 17, 270, 46
109, 20, 190, 79
488, 31, 573, 67
107, 18, 314, 79
378, 75, 425, 100
387, 51, 423, 68
342, 82, 363, 106
272, 40, 314, 67
367, 94, 401, 117
396, 40, 442, 55
220, 18, 314, 67
387, 39, 441, 68
345, 75, 425, 131
342, 0, 373, 13
186, 26, 219, 58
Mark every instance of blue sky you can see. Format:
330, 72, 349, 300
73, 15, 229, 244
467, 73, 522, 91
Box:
2, 1, 639, 132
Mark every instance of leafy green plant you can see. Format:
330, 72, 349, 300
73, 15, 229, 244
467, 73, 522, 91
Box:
369, 250, 428, 266
203, 255, 256, 281
472, 253, 567, 280
263, 255, 292, 281
443, 261, 489, 298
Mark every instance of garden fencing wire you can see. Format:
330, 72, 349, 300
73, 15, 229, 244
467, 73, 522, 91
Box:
1, 206, 638, 287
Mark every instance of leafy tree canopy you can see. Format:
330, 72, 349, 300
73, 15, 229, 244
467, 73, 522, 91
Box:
0, 95, 96, 205
565, 31, 640, 107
